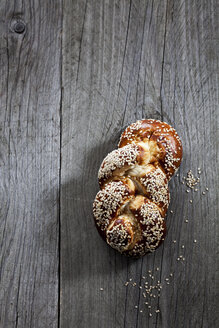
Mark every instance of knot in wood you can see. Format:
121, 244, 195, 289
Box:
12, 20, 26, 34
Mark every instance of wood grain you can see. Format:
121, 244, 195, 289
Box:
61, 0, 218, 327
0, 0, 218, 327
0, 1, 62, 327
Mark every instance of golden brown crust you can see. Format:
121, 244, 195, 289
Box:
119, 119, 182, 179
93, 119, 182, 257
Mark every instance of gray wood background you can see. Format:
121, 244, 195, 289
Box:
0, 0, 218, 327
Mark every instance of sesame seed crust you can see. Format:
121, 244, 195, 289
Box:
98, 144, 144, 187
119, 119, 183, 179
93, 119, 182, 257
93, 180, 135, 233
126, 196, 166, 257
139, 166, 170, 215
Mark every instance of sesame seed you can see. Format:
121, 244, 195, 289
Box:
170, 210, 173, 213
173, 240, 176, 243
140, 310, 143, 313
124, 282, 129, 286
202, 192, 206, 195
185, 219, 189, 223
148, 306, 151, 309
155, 309, 160, 313
156, 267, 159, 271
100, 288, 104, 291
189, 200, 193, 203
206, 187, 209, 191
194, 239, 197, 243
149, 313, 152, 317
182, 245, 185, 248
135, 305, 138, 309
170, 273, 173, 277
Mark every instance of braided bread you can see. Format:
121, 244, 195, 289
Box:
93, 119, 182, 257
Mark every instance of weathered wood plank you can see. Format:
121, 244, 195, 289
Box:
0, 1, 62, 327
156, 1, 219, 327
60, 0, 170, 327
61, 0, 218, 327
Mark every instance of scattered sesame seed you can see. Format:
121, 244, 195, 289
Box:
170, 210, 173, 213
194, 189, 198, 192
206, 187, 209, 191
185, 219, 189, 223
140, 310, 143, 313
139, 286, 142, 289
149, 313, 152, 317
142, 276, 145, 279
155, 309, 160, 313
170, 273, 173, 277
133, 283, 136, 286
124, 282, 129, 286
177, 258, 180, 261
189, 200, 193, 203
129, 278, 132, 281
182, 245, 185, 248
185, 170, 200, 188
148, 306, 151, 309
100, 288, 104, 291
173, 240, 176, 243
135, 305, 138, 309
167, 282, 170, 285
194, 239, 197, 243
182, 257, 185, 261
156, 267, 159, 271
145, 302, 148, 305
202, 192, 206, 195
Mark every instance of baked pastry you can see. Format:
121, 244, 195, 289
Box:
93, 119, 182, 257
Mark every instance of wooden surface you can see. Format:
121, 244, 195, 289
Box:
0, 0, 218, 327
